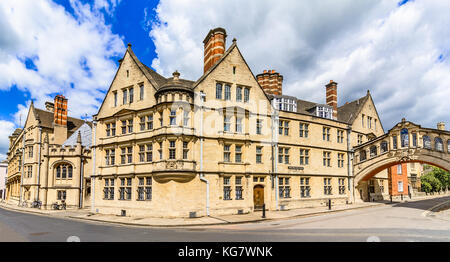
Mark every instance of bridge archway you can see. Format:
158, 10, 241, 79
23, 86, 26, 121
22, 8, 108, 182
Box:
352, 119, 450, 202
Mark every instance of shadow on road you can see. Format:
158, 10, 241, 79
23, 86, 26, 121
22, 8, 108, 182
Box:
389, 196, 450, 211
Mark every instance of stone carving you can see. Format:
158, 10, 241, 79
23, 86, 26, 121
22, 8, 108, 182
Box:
166, 161, 177, 169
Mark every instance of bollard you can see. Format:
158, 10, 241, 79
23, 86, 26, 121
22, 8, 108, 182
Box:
390, 195, 392, 203
262, 204, 266, 218
328, 199, 332, 210
401, 194, 403, 201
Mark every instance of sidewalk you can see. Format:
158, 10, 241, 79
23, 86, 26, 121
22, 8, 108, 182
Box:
0, 194, 448, 227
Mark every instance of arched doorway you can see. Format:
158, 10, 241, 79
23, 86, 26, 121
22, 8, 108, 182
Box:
253, 185, 264, 210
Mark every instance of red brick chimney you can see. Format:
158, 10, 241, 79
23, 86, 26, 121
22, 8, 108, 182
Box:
325, 80, 338, 120
203, 27, 227, 73
54, 95, 68, 126
256, 69, 283, 95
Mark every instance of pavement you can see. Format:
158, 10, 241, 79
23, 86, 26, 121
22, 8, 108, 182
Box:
0, 193, 449, 227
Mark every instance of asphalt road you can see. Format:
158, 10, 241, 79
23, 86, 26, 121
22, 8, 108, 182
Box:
0, 196, 449, 242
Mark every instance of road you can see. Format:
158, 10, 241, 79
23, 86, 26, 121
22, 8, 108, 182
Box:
0, 196, 449, 242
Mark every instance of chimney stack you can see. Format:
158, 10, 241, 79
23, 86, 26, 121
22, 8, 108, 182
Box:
326, 80, 338, 120
54, 95, 68, 126
256, 69, 283, 96
437, 122, 445, 130
45, 102, 55, 112
203, 27, 227, 73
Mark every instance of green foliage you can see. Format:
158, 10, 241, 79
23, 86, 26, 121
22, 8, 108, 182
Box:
420, 180, 432, 193
430, 167, 450, 189
420, 172, 444, 192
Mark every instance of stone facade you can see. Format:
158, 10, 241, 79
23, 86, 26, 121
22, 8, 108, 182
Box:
0, 160, 7, 200
7, 27, 416, 217
5, 97, 92, 209
90, 28, 388, 218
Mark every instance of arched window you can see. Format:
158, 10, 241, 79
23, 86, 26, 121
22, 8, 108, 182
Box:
435, 137, 443, 151
401, 128, 409, 148
423, 136, 431, 149
62, 166, 67, 179
360, 150, 367, 162
55, 163, 73, 180
380, 141, 388, 153
370, 146, 377, 157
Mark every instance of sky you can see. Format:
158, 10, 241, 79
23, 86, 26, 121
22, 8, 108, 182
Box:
0, 0, 449, 160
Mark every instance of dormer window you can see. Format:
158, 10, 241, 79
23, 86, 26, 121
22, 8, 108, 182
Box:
274, 97, 296, 112
316, 106, 333, 119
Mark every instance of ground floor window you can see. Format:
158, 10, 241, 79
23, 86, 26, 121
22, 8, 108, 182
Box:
57, 190, 66, 200
103, 178, 114, 200
338, 178, 346, 194
119, 178, 132, 200
324, 178, 332, 195
223, 177, 231, 200
235, 176, 243, 200
300, 177, 310, 198
279, 177, 290, 198
398, 181, 404, 193
137, 177, 152, 201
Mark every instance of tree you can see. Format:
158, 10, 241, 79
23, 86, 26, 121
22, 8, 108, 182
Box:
431, 167, 449, 191
420, 173, 442, 193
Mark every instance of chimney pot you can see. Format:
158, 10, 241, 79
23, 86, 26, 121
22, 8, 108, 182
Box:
203, 27, 227, 73
54, 95, 68, 126
325, 81, 338, 120
257, 69, 283, 96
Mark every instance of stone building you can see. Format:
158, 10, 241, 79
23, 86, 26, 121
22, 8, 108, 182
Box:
0, 160, 7, 200
90, 27, 387, 218
5, 96, 92, 209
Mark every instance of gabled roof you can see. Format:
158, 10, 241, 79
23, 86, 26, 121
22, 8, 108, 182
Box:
337, 94, 369, 124
94, 44, 168, 117
62, 122, 92, 148
193, 40, 272, 102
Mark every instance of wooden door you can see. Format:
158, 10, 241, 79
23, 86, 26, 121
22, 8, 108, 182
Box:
253, 185, 264, 209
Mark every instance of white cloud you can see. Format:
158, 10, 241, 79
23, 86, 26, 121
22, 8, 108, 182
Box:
0, 0, 124, 158
0, 120, 16, 161
0, 0, 124, 123
149, 0, 450, 130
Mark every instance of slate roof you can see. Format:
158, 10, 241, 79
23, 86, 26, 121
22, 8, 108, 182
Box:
270, 92, 369, 125
34, 108, 86, 134
337, 95, 369, 124
62, 122, 92, 148
142, 64, 169, 87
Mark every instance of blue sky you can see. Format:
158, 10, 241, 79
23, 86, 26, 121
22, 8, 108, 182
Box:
0, 0, 449, 160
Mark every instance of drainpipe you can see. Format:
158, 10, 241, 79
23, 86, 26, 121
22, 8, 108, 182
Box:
346, 127, 354, 203
90, 120, 97, 213
36, 127, 42, 202
19, 131, 25, 205
272, 102, 279, 210
198, 92, 209, 216
79, 159, 84, 208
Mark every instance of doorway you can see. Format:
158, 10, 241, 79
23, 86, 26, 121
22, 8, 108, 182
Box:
253, 185, 264, 210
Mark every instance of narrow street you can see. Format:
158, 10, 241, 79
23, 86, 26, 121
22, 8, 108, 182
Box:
0, 196, 449, 242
